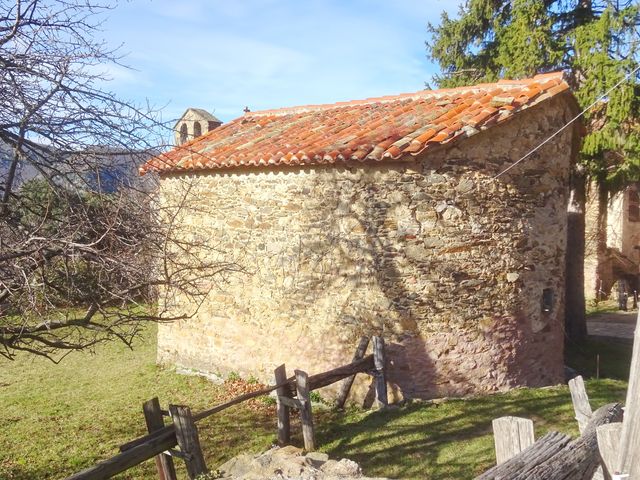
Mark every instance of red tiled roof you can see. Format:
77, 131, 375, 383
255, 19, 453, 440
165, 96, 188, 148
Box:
140, 72, 571, 175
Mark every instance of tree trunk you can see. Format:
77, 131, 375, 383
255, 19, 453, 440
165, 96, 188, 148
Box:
566, 167, 587, 343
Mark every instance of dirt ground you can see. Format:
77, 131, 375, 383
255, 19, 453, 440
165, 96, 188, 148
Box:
587, 309, 637, 339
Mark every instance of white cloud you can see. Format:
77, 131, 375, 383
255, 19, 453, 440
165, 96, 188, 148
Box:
102, 0, 464, 121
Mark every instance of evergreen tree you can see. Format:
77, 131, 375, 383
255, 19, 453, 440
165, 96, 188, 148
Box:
428, 0, 639, 182
427, 0, 640, 342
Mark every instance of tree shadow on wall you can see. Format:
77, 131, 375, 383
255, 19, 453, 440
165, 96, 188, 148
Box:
284, 163, 477, 400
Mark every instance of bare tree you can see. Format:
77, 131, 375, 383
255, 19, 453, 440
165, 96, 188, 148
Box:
0, 0, 237, 360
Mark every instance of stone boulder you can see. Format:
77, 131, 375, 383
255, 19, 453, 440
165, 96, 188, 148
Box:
211, 445, 390, 480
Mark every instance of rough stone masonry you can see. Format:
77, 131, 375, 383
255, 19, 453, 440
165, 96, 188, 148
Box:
156, 94, 577, 402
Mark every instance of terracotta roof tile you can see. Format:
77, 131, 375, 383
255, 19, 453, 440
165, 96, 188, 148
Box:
140, 72, 572, 175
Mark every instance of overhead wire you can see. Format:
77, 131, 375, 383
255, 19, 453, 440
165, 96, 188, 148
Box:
493, 64, 640, 180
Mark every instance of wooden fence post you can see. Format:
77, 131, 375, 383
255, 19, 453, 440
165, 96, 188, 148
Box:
295, 369, 316, 452
597, 423, 622, 479
335, 336, 370, 410
491, 416, 535, 465
169, 405, 208, 480
372, 336, 388, 408
143, 398, 177, 480
569, 375, 593, 434
274, 364, 292, 446
616, 310, 640, 477
568, 375, 607, 480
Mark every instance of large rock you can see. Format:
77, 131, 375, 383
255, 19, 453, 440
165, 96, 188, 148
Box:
213, 446, 390, 480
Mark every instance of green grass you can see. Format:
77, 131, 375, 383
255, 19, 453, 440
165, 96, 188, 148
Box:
315, 379, 626, 479
0, 325, 630, 480
566, 337, 633, 380
585, 298, 621, 315
0, 325, 274, 480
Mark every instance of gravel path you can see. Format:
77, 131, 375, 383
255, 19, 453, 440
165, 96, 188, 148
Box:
587, 310, 637, 340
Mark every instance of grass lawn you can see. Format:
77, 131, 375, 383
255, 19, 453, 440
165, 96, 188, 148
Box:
0, 324, 630, 480
566, 336, 633, 380
585, 298, 621, 316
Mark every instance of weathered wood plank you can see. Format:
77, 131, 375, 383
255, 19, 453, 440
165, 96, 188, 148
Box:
569, 375, 593, 434
66, 429, 179, 480
143, 398, 177, 480
476, 431, 571, 480
616, 310, 640, 477
492, 416, 535, 465
596, 422, 622, 479
591, 466, 605, 480
372, 336, 388, 408
521, 403, 622, 480
169, 405, 208, 480
307, 354, 375, 392
476, 403, 623, 480
295, 370, 316, 452
335, 336, 370, 409
277, 396, 303, 410
274, 364, 292, 446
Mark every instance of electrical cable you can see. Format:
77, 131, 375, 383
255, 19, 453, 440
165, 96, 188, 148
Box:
494, 64, 640, 180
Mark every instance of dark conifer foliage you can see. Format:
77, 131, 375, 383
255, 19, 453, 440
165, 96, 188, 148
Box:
428, 0, 639, 184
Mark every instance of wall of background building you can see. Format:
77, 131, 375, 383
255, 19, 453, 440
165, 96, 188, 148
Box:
174, 108, 222, 146
584, 182, 601, 300
584, 183, 640, 300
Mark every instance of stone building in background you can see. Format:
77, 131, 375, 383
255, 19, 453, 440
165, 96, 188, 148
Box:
584, 183, 640, 301
174, 108, 222, 146
142, 72, 580, 402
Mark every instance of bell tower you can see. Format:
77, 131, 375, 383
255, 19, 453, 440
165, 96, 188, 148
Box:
174, 108, 222, 146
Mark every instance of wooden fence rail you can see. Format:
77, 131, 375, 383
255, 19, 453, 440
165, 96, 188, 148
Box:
477, 403, 623, 480
66, 340, 382, 480
479, 305, 640, 479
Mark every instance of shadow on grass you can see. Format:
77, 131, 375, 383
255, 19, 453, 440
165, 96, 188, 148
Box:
198, 407, 276, 468
566, 337, 633, 380
0, 404, 277, 480
314, 381, 626, 480
9, 381, 624, 480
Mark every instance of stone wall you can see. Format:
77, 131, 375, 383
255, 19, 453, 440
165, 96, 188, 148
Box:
584, 183, 640, 300
584, 181, 602, 300
157, 96, 575, 401
610, 186, 640, 265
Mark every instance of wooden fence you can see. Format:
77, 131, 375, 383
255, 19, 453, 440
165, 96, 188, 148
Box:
65, 336, 387, 480
478, 310, 640, 480
64, 315, 640, 480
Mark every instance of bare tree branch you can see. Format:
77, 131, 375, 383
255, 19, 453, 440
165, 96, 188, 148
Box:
0, 0, 240, 361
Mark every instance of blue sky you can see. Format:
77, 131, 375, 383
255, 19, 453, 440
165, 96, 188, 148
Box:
101, 0, 461, 124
